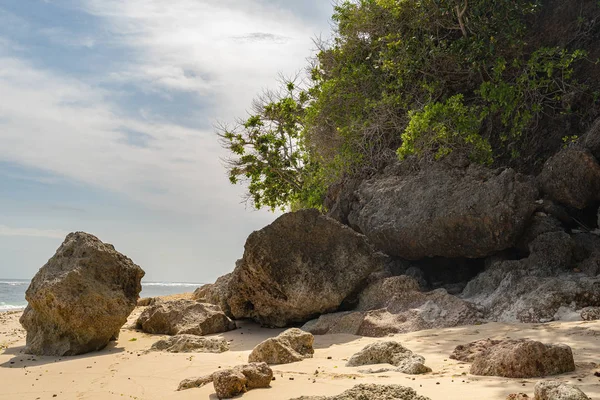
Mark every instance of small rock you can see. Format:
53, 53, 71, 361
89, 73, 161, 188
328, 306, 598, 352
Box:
534, 381, 590, 400
346, 341, 431, 375
248, 328, 314, 365
289, 384, 431, 400
151, 335, 229, 353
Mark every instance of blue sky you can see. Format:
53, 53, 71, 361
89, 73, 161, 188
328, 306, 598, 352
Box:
0, 0, 333, 282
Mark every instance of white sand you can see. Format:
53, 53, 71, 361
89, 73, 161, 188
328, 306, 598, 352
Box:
1, 308, 599, 400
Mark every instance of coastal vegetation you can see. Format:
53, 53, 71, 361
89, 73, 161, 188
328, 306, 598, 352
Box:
219, 0, 600, 211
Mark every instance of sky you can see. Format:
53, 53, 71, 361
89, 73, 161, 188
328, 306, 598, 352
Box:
0, 0, 334, 283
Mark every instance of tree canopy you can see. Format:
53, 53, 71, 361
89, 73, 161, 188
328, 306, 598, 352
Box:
219, 0, 600, 211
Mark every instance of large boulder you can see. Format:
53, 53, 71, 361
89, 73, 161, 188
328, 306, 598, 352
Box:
192, 272, 233, 317
227, 209, 385, 327
289, 384, 431, 400
463, 232, 600, 323
303, 276, 481, 337
451, 339, 575, 378
136, 299, 236, 335
346, 164, 537, 260
20, 232, 144, 356
534, 381, 590, 400
151, 334, 229, 353
537, 146, 600, 209
248, 328, 314, 365
346, 341, 431, 374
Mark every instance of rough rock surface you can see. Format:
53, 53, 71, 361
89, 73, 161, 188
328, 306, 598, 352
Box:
346, 341, 431, 374
580, 307, 600, 321
177, 363, 272, 396
346, 164, 537, 259
151, 334, 229, 353
303, 276, 480, 337
538, 146, 600, 209
463, 232, 600, 323
582, 117, 600, 159
20, 232, 144, 356
212, 363, 273, 399
177, 374, 214, 391
227, 209, 385, 327
136, 299, 236, 336
192, 272, 233, 317
534, 381, 590, 400
451, 339, 575, 378
289, 384, 431, 400
248, 328, 314, 365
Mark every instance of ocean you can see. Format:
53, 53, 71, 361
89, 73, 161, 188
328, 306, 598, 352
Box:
0, 279, 204, 312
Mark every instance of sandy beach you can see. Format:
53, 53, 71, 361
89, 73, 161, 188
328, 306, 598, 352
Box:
1, 305, 599, 400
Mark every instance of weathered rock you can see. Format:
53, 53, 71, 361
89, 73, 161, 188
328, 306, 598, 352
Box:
516, 214, 564, 252
451, 339, 575, 378
303, 276, 481, 337
193, 272, 233, 317
534, 381, 590, 400
248, 328, 314, 365
538, 146, 600, 209
346, 341, 431, 374
137, 297, 154, 307
346, 164, 537, 260
151, 334, 229, 353
177, 374, 214, 391
136, 299, 236, 336
357, 276, 420, 311
289, 384, 431, 400
582, 117, 600, 160
573, 233, 600, 277
212, 362, 273, 399
177, 363, 273, 395
19, 232, 144, 356
463, 232, 600, 323
581, 307, 600, 321
227, 209, 385, 327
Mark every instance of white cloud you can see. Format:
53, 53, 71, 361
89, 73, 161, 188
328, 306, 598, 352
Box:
0, 1, 329, 215
79, 0, 320, 118
0, 225, 68, 239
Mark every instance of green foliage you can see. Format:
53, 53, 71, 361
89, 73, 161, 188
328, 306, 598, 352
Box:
219, 0, 596, 211
479, 48, 587, 146
218, 81, 325, 211
398, 95, 492, 164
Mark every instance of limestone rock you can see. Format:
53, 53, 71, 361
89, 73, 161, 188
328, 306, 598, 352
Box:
228, 209, 385, 327
177, 363, 272, 396
213, 362, 273, 399
507, 394, 530, 400
347, 164, 537, 259
582, 117, 600, 160
151, 334, 229, 353
346, 341, 431, 374
534, 381, 590, 400
248, 328, 314, 365
451, 339, 575, 378
20, 232, 144, 356
193, 272, 233, 317
538, 146, 600, 209
303, 276, 480, 337
581, 307, 600, 321
177, 374, 214, 391
463, 232, 600, 323
136, 299, 236, 336
289, 384, 431, 400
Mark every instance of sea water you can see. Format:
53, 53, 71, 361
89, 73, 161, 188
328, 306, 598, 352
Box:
0, 279, 204, 312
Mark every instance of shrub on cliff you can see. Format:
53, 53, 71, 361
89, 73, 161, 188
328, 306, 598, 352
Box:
219, 0, 600, 211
